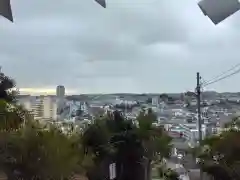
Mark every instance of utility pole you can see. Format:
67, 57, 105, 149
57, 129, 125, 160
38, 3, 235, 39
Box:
196, 72, 202, 143
196, 72, 203, 180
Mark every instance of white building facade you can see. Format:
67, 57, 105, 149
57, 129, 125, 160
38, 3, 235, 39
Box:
19, 96, 57, 120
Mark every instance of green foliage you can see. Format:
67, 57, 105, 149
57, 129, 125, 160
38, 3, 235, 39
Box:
82, 111, 139, 161
0, 71, 27, 131
0, 100, 26, 131
82, 109, 172, 162
196, 118, 240, 180
164, 169, 179, 180
158, 166, 179, 180
0, 71, 87, 179
0, 72, 17, 103
159, 94, 168, 102
0, 105, 173, 180
136, 109, 172, 160
81, 117, 111, 160
1, 121, 83, 180
224, 116, 240, 129
81, 109, 173, 180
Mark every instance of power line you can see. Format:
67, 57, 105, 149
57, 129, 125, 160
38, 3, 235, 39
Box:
200, 77, 207, 86
203, 67, 240, 87
203, 63, 240, 86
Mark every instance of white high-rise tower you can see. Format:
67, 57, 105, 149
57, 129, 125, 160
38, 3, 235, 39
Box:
56, 85, 65, 97
56, 85, 66, 121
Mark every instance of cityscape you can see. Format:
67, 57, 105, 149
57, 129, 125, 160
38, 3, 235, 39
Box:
1, 0, 240, 180
9, 81, 240, 180
18, 85, 240, 148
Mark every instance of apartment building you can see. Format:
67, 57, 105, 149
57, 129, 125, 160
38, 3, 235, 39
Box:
56, 85, 65, 97
31, 97, 44, 119
20, 96, 57, 120
42, 96, 57, 120
152, 96, 160, 107
169, 122, 216, 147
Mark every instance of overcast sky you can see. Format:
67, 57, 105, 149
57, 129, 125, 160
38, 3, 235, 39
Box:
1, 0, 240, 94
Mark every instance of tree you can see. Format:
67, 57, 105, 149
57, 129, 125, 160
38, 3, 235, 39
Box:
1, 120, 83, 180
109, 111, 143, 180
158, 166, 180, 180
0, 100, 27, 131
135, 108, 172, 180
196, 117, 240, 180
82, 110, 173, 180
82, 111, 143, 180
184, 91, 196, 97
0, 71, 85, 179
160, 94, 168, 102
0, 71, 26, 130
81, 116, 111, 161
164, 169, 179, 180
0, 71, 17, 103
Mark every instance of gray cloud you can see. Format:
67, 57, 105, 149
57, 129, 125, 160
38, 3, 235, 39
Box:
0, 0, 240, 93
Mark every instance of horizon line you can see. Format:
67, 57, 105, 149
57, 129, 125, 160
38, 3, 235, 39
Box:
17, 87, 240, 95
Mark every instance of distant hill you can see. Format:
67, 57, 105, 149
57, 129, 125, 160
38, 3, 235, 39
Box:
17, 91, 240, 101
